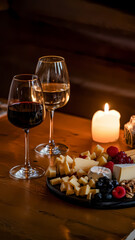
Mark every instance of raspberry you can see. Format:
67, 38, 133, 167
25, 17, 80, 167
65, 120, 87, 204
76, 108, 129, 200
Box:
107, 146, 119, 158
112, 186, 126, 199
79, 154, 87, 159
104, 161, 114, 173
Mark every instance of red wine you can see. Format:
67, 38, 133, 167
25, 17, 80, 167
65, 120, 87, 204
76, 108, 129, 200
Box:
8, 102, 43, 129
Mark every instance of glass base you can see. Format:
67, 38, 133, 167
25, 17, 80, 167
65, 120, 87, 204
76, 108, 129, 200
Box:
35, 143, 69, 155
9, 165, 45, 180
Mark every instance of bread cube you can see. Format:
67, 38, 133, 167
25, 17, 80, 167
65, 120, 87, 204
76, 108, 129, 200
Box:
94, 144, 104, 157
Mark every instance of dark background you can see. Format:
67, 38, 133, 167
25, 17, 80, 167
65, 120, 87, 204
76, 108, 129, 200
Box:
1, 0, 135, 128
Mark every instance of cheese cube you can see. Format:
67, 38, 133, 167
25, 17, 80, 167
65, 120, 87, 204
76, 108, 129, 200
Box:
97, 156, 107, 166
66, 183, 74, 195
79, 185, 90, 196
45, 166, 56, 178
60, 182, 67, 192
64, 160, 70, 175
89, 189, 99, 196
94, 144, 104, 157
78, 177, 88, 185
80, 150, 90, 157
50, 177, 62, 185
77, 169, 87, 178
102, 152, 109, 160
69, 178, 80, 188
90, 152, 96, 160
74, 186, 80, 196
113, 164, 135, 182
87, 192, 92, 200
84, 176, 88, 181
70, 168, 77, 175
65, 155, 73, 165
70, 175, 78, 180
59, 164, 65, 176
62, 176, 69, 183
88, 178, 96, 188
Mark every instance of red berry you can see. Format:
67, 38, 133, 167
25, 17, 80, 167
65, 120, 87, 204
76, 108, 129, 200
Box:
112, 186, 126, 199
107, 146, 119, 157
79, 154, 87, 159
125, 156, 131, 164
104, 161, 114, 173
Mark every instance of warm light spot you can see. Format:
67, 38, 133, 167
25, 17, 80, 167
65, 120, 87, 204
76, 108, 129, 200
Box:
104, 103, 109, 112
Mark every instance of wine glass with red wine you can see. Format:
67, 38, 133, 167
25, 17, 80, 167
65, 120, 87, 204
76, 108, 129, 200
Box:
8, 74, 45, 179
34, 56, 70, 155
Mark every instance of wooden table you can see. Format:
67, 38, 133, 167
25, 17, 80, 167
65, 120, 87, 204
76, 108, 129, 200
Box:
0, 112, 134, 240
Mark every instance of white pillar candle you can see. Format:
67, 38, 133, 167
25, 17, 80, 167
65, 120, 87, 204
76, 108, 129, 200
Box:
92, 103, 121, 143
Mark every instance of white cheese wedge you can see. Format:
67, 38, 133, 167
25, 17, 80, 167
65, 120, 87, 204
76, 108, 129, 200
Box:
88, 166, 112, 180
113, 164, 135, 182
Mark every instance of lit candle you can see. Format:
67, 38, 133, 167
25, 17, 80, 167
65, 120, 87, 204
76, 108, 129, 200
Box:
92, 103, 120, 143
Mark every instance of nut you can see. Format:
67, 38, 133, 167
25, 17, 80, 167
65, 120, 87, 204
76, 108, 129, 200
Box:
126, 192, 134, 199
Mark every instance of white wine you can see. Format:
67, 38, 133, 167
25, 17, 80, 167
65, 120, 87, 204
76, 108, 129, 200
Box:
42, 83, 70, 111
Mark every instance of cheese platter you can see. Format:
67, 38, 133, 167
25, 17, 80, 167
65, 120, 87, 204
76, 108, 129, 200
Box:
46, 145, 135, 209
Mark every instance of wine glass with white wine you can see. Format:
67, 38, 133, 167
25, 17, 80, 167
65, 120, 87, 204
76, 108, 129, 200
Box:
35, 55, 70, 155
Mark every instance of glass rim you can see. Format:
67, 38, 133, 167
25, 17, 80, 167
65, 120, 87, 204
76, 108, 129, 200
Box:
13, 74, 38, 82
38, 55, 65, 63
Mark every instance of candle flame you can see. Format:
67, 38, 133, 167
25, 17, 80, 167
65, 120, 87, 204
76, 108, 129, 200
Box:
104, 103, 109, 112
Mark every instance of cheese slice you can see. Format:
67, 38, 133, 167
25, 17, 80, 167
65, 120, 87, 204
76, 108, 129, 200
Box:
113, 164, 135, 182
74, 158, 99, 172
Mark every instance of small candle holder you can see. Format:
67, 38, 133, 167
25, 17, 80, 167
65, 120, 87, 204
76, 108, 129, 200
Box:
124, 115, 135, 148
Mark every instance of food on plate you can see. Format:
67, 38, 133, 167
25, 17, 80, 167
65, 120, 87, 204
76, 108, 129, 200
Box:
113, 164, 135, 182
73, 157, 99, 172
88, 166, 112, 180
47, 144, 135, 201
107, 146, 119, 157
112, 186, 126, 199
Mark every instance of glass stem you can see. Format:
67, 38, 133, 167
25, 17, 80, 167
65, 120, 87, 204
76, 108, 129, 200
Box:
49, 110, 55, 146
24, 129, 30, 169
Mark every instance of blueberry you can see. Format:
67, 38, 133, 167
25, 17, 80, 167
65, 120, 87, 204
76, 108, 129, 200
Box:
103, 193, 113, 200
100, 187, 107, 194
98, 177, 108, 183
113, 179, 119, 188
96, 181, 104, 189
94, 193, 103, 201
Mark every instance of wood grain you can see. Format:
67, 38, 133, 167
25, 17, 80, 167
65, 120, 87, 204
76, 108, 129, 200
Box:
0, 112, 134, 240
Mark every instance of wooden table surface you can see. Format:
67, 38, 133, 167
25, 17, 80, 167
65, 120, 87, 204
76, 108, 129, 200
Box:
0, 112, 134, 240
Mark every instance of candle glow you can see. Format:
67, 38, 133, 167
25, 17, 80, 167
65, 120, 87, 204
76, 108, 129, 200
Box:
92, 103, 120, 143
